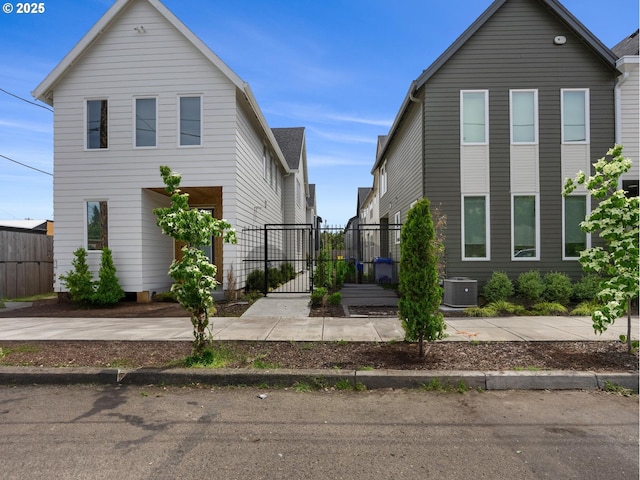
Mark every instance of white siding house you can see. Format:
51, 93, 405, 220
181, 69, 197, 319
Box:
32, 0, 309, 300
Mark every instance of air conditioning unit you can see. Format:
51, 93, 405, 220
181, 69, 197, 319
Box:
443, 278, 477, 307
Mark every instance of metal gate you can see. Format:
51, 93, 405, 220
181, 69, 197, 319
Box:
239, 223, 401, 296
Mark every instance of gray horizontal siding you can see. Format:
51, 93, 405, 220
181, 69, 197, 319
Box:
422, 0, 617, 286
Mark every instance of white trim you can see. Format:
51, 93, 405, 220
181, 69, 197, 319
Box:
511, 194, 540, 261
561, 88, 590, 144
461, 194, 490, 261
460, 90, 489, 145
562, 193, 591, 260
177, 94, 203, 147
133, 96, 158, 149
509, 89, 538, 145
84, 199, 109, 252
394, 211, 401, 244
84, 97, 109, 151
380, 160, 388, 196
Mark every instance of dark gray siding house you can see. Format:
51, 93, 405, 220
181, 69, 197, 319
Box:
373, 0, 620, 289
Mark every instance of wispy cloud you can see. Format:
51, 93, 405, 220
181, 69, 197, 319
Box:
0, 119, 52, 134
265, 101, 392, 128
307, 153, 372, 168
322, 113, 392, 128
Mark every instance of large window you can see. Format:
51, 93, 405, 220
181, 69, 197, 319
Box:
87, 201, 108, 250
564, 195, 588, 259
461, 90, 488, 144
512, 195, 538, 260
86, 99, 108, 149
463, 196, 488, 259
179, 96, 202, 146
135, 98, 157, 147
510, 90, 538, 143
562, 89, 589, 143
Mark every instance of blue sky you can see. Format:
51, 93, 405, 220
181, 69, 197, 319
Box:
0, 0, 637, 225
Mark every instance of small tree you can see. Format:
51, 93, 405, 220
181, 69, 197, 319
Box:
398, 198, 445, 357
93, 247, 125, 305
563, 145, 639, 352
153, 165, 237, 356
59, 247, 95, 304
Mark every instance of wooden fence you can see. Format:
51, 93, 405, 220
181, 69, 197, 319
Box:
0, 230, 53, 299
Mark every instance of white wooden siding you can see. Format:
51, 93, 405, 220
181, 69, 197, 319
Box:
619, 61, 639, 179
561, 144, 590, 192
51, 0, 240, 292
460, 144, 490, 194
510, 144, 539, 193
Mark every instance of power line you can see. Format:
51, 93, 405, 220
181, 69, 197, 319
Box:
0, 154, 52, 176
0, 87, 53, 113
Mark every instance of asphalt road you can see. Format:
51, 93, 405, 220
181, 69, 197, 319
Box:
1, 386, 637, 480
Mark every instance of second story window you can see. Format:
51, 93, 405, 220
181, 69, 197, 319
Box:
510, 90, 538, 144
179, 96, 202, 146
562, 89, 589, 143
86, 99, 108, 149
135, 98, 157, 147
380, 161, 388, 196
461, 90, 488, 144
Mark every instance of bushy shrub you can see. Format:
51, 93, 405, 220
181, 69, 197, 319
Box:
59, 247, 95, 304
571, 300, 601, 316
572, 274, 603, 302
542, 272, 572, 305
279, 263, 296, 282
310, 287, 327, 307
483, 272, 513, 303
328, 292, 342, 305
267, 267, 282, 290
531, 302, 567, 315
93, 247, 125, 305
245, 269, 265, 293
516, 271, 544, 303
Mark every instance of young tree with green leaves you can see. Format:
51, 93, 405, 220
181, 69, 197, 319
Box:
59, 247, 95, 304
398, 198, 446, 357
563, 145, 639, 352
93, 247, 125, 305
153, 165, 237, 356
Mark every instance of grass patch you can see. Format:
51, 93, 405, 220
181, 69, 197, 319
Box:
7, 293, 56, 302
420, 378, 471, 393
251, 355, 279, 369
106, 358, 135, 368
603, 381, 636, 397
0, 344, 40, 359
171, 344, 239, 368
513, 365, 542, 371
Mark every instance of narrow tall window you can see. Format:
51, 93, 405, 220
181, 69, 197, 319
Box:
510, 90, 537, 143
87, 201, 108, 250
562, 89, 589, 143
564, 195, 587, 258
380, 161, 388, 196
512, 195, 538, 259
87, 99, 108, 149
394, 211, 401, 244
461, 91, 488, 144
463, 196, 488, 259
179, 96, 201, 146
135, 98, 157, 147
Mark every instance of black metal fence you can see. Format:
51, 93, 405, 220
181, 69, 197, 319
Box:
237, 223, 402, 295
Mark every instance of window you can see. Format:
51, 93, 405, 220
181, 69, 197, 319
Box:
87, 201, 108, 250
179, 96, 201, 146
461, 90, 488, 144
463, 196, 489, 259
562, 89, 589, 143
512, 195, 538, 260
510, 90, 538, 143
86, 99, 108, 149
198, 209, 215, 264
135, 98, 157, 147
564, 195, 588, 259
622, 179, 639, 198
394, 211, 401, 244
380, 161, 387, 196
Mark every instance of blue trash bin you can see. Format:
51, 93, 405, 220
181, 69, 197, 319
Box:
373, 257, 393, 283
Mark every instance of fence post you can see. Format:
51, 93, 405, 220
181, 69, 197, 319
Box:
263, 224, 268, 296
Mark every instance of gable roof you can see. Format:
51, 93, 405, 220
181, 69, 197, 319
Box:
373, 0, 620, 171
271, 127, 305, 170
612, 29, 640, 57
31, 0, 290, 173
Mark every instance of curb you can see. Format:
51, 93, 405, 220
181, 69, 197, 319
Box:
0, 367, 637, 392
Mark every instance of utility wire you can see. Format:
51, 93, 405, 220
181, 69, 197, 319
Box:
0, 154, 52, 176
0, 87, 53, 112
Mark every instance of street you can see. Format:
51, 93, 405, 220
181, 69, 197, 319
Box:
0, 385, 637, 479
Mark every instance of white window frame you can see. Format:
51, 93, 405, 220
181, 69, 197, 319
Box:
461, 194, 490, 261
510, 89, 538, 144
133, 96, 157, 148
177, 94, 203, 147
562, 194, 591, 260
380, 161, 388, 196
85, 98, 109, 150
85, 200, 108, 251
511, 194, 540, 261
394, 211, 401, 244
460, 90, 489, 145
561, 88, 590, 144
